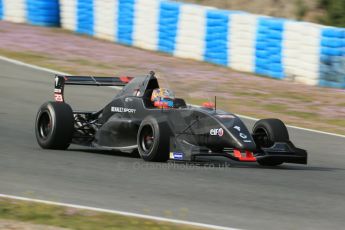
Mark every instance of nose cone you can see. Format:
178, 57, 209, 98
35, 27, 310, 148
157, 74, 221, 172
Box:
218, 115, 256, 151
229, 124, 257, 151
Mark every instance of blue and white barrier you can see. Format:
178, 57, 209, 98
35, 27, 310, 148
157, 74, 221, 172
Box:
1, 0, 344, 88
229, 14, 258, 73
204, 9, 229, 66
158, 1, 180, 54
283, 21, 322, 85
0, 0, 3, 21
0, 0, 60, 26
174, 4, 208, 61
256, 17, 285, 79
1, 0, 26, 23
319, 27, 345, 88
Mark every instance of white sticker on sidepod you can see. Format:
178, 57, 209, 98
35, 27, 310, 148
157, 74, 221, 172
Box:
111, 107, 136, 114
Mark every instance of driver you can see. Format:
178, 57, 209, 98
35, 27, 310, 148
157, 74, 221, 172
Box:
151, 88, 175, 108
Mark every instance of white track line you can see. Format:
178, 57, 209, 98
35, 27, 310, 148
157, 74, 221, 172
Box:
1, 55, 344, 139
236, 114, 345, 138
0, 194, 240, 230
0, 56, 68, 75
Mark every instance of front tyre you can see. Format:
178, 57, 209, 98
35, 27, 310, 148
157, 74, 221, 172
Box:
35, 101, 74, 150
137, 116, 170, 162
253, 118, 289, 166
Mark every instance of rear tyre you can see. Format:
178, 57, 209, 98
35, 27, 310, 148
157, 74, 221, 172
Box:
253, 118, 289, 166
137, 116, 170, 162
35, 101, 74, 150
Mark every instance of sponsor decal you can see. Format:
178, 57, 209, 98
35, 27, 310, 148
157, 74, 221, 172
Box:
210, 128, 224, 137
54, 93, 63, 102
218, 128, 224, 137
233, 125, 250, 141
55, 76, 59, 87
234, 126, 241, 132
170, 152, 184, 160
111, 107, 136, 114
133, 89, 141, 96
239, 133, 247, 139
125, 97, 133, 102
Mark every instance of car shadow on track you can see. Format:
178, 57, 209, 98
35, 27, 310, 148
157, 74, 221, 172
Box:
232, 164, 344, 171
67, 148, 343, 172
68, 148, 140, 159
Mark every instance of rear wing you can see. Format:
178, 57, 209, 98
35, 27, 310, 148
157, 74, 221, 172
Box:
54, 75, 133, 102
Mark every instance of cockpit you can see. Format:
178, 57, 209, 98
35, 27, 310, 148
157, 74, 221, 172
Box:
141, 76, 186, 109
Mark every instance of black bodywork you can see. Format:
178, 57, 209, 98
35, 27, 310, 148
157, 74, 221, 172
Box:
53, 72, 307, 165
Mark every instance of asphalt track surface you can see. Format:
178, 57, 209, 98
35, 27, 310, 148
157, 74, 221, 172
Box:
0, 59, 344, 230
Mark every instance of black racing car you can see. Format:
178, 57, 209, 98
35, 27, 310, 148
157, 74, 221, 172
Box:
35, 71, 307, 166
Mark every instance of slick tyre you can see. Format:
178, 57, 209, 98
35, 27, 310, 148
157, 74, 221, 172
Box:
35, 101, 74, 150
253, 119, 289, 166
137, 116, 170, 162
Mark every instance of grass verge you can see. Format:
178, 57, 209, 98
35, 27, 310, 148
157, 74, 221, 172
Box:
0, 198, 205, 230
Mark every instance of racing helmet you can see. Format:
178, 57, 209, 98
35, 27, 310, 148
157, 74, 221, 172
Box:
151, 88, 175, 108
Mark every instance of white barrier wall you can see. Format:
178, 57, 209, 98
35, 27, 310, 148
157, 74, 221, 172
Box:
2, 0, 26, 23
283, 22, 322, 86
94, 0, 117, 41
60, 0, 77, 31
133, 0, 160, 50
229, 14, 258, 73
174, 4, 207, 61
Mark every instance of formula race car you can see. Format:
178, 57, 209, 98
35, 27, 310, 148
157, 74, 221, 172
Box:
35, 71, 307, 166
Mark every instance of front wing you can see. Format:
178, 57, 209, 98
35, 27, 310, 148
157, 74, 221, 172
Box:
169, 137, 307, 165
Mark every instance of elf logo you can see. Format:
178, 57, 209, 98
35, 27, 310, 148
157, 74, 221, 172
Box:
210, 128, 224, 137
